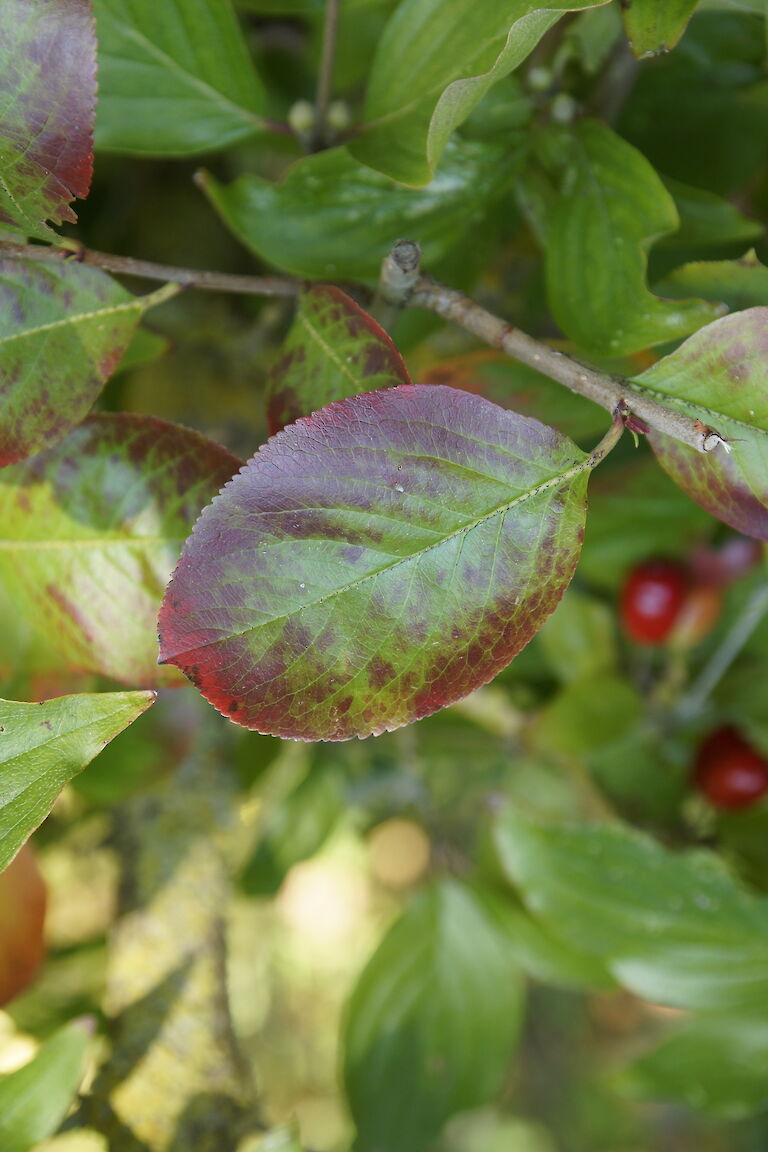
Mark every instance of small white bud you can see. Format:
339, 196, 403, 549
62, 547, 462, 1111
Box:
288, 100, 316, 135
527, 67, 552, 93
327, 100, 351, 131
550, 93, 577, 124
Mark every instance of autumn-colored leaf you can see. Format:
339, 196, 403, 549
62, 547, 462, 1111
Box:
0, 259, 177, 467
266, 285, 411, 433
159, 385, 605, 740
0, 415, 241, 686
630, 308, 768, 540
0, 0, 97, 239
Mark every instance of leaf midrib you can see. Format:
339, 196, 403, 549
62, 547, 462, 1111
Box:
105, 17, 262, 128
0, 297, 142, 349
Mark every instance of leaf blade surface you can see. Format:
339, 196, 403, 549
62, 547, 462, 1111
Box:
349, 0, 611, 184
343, 880, 525, 1152
0, 260, 169, 467
0, 0, 96, 238
0, 691, 154, 871
0, 415, 241, 685
630, 307, 768, 539
494, 809, 768, 1012
544, 120, 722, 354
266, 286, 411, 433
200, 138, 519, 279
159, 384, 595, 740
93, 0, 265, 155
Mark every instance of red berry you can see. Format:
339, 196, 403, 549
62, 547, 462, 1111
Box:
620, 559, 688, 645
694, 726, 768, 810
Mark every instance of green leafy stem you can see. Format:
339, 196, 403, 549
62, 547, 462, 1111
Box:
0, 237, 730, 458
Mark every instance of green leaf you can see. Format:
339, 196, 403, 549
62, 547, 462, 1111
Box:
494, 809, 768, 1012
0, 1020, 90, 1152
478, 886, 614, 990
115, 325, 171, 375
159, 385, 603, 740
618, 12, 768, 196
93, 0, 266, 156
0, 260, 177, 467
528, 673, 643, 759
624, 1016, 768, 1118
560, 3, 623, 74
349, 0, 611, 185
0, 415, 241, 686
200, 137, 520, 280
660, 177, 763, 249
343, 879, 525, 1152
0, 690, 153, 872
266, 286, 410, 433
240, 755, 344, 895
630, 307, 768, 539
655, 249, 768, 311
542, 120, 723, 354
0, 0, 96, 239
622, 0, 700, 57
535, 588, 617, 683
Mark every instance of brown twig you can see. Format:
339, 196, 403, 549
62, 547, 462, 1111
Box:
0, 235, 732, 457
0, 240, 301, 297
407, 271, 730, 456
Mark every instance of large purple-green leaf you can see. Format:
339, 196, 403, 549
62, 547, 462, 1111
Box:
0, 0, 97, 240
0, 415, 241, 686
629, 308, 768, 540
0, 260, 177, 467
158, 385, 603, 741
266, 286, 410, 434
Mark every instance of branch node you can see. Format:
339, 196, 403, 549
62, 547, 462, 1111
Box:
371, 240, 422, 330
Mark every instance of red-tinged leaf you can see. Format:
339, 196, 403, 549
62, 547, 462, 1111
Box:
0, 0, 97, 239
0, 260, 177, 467
629, 308, 768, 540
0, 415, 241, 687
266, 285, 411, 434
159, 385, 599, 741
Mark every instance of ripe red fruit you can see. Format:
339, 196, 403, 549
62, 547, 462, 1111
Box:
694, 726, 768, 810
620, 559, 688, 645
